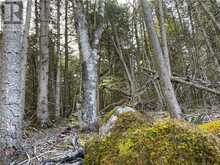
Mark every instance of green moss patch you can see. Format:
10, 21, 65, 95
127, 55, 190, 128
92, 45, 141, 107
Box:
85, 112, 220, 165
199, 119, 220, 135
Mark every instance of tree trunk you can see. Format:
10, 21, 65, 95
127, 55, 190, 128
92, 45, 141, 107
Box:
140, 0, 182, 119
194, 6, 220, 75
111, 26, 135, 97
0, 0, 24, 162
35, 0, 39, 38
55, 0, 61, 119
156, 0, 171, 76
63, 0, 69, 117
21, 0, 33, 120
199, 1, 220, 32
73, 0, 105, 131
37, 0, 50, 127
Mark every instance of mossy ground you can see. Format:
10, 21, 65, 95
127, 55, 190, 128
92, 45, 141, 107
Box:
199, 119, 220, 135
85, 112, 220, 165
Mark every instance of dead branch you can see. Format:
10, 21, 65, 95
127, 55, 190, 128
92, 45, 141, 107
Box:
142, 67, 220, 96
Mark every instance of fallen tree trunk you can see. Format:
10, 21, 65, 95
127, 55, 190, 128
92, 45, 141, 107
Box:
171, 76, 220, 95
142, 67, 220, 96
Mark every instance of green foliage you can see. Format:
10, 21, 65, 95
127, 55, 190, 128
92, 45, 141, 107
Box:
85, 112, 220, 165
106, 0, 130, 36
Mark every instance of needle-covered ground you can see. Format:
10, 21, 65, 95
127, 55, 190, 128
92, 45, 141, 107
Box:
17, 119, 93, 164
85, 111, 220, 165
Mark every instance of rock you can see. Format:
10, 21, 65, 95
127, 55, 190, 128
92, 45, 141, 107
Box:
86, 111, 220, 165
99, 106, 136, 135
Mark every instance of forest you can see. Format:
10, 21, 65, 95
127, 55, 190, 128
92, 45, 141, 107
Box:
0, 0, 220, 164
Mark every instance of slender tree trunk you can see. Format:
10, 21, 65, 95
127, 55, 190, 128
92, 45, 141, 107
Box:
35, 0, 39, 38
195, 8, 220, 74
187, 0, 200, 79
21, 0, 33, 118
134, 17, 141, 70
0, 0, 24, 162
111, 26, 135, 97
55, 0, 61, 119
199, 1, 220, 32
156, 0, 171, 76
63, 0, 69, 117
140, 0, 182, 119
37, 0, 50, 127
35, 0, 39, 71
73, 0, 105, 130
174, 0, 184, 31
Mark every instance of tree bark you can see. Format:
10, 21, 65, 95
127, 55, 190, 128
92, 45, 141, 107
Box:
37, 0, 50, 127
73, 0, 105, 130
63, 0, 69, 117
140, 0, 182, 119
156, 0, 171, 76
0, 0, 24, 162
21, 0, 33, 120
55, 0, 61, 119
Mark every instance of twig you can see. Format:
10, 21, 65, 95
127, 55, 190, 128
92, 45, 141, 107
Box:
18, 150, 57, 165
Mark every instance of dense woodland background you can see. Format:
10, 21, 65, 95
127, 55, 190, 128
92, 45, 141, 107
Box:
1, 0, 220, 164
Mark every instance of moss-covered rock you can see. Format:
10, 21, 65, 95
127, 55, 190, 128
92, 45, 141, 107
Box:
85, 112, 220, 165
99, 106, 138, 135
199, 119, 220, 135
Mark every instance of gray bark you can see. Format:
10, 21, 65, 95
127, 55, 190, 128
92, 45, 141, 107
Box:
0, 0, 24, 162
140, 0, 182, 119
21, 0, 33, 118
73, 0, 105, 130
37, 0, 50, 127
156, 0, 171, 76
63, 0, 69, 117
55, 0, 61, 119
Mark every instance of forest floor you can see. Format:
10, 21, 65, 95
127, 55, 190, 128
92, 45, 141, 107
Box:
17, 118, 94, 165
16, 105, 220, 164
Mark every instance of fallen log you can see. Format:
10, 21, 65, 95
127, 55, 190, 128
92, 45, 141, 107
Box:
171, 76, 220, 95
141, 67, 220, 96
